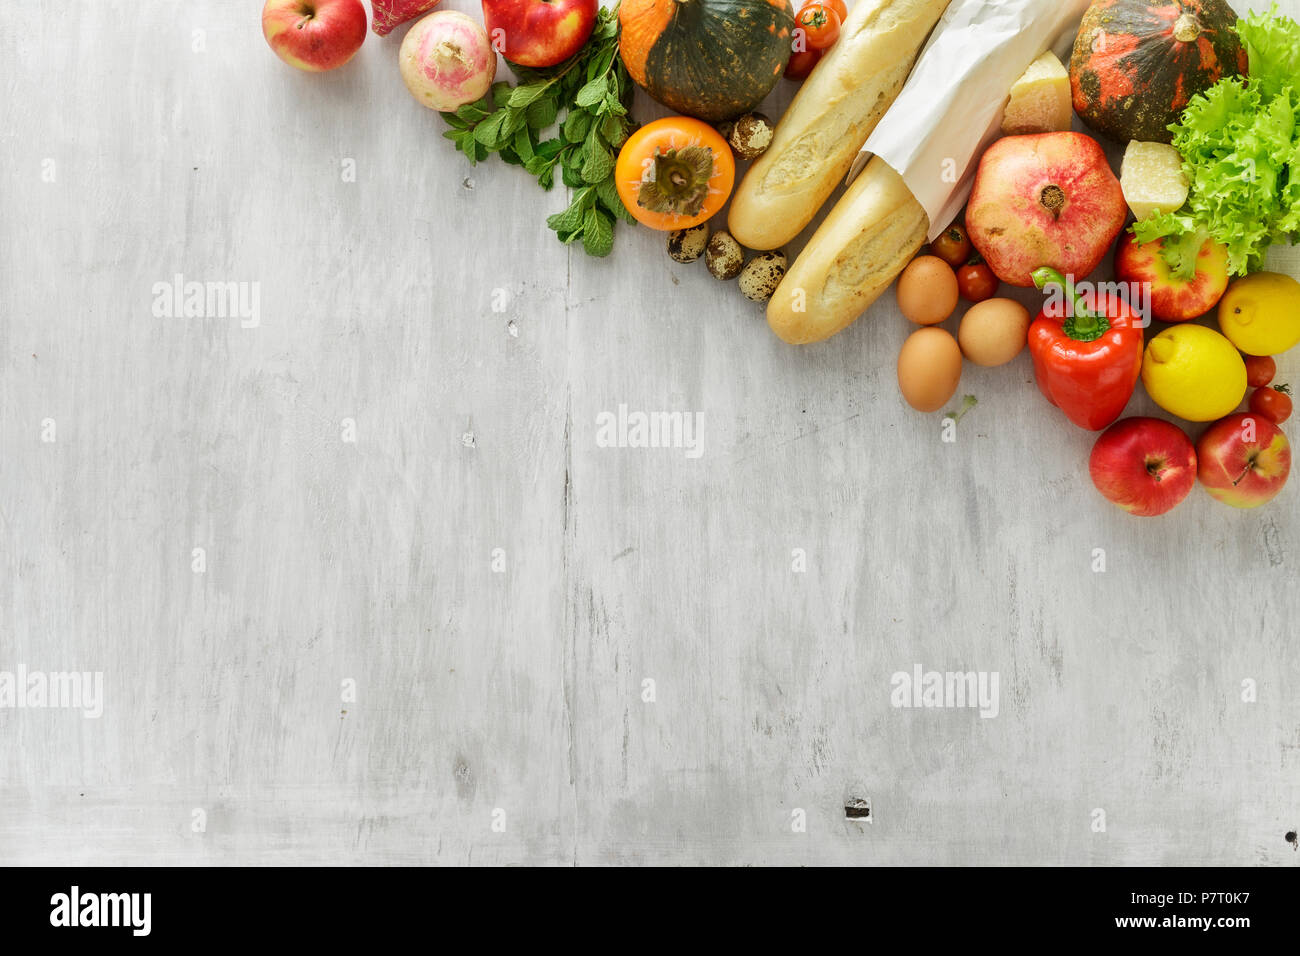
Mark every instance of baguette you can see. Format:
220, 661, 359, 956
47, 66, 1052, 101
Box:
727, 0, 950, 251
767, 156, 928, 345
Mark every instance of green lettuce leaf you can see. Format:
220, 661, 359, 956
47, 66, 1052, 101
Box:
1238, 4, 1300, 102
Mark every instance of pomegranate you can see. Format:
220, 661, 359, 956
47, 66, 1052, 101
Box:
965, 132, 1127, 288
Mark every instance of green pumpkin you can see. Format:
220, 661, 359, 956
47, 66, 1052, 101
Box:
620, 0, 796, 122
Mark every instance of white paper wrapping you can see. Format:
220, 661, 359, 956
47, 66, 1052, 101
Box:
850, 0, 1091, 242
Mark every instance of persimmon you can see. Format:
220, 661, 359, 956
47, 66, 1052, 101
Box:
614, 116, 735, 231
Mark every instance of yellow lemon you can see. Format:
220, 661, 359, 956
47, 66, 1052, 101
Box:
1217, 272, 1300, 356
1142, 325, 1247, 422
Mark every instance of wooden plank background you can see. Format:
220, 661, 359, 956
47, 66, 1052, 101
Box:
1, 0, 1296, 865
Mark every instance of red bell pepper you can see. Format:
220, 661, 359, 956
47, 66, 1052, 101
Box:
1027, 267, 1144, 431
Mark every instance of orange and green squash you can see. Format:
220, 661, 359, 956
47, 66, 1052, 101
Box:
1070, 0, 1248, 144
620, 0, 795, 122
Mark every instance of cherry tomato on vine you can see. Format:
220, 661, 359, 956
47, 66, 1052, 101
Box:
930, 224, 972, 269
614, 117, 735, 231
785, 46, 822, 80
1244, 354, 1276, 388
795, 4, 841, 51
1249, 384, 1292, 424
956, 261, 999, 303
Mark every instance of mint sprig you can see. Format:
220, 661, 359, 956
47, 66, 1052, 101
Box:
441, 6, 636, 257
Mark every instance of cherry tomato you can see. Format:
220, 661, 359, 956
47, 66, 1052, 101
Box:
956, 261, 999, 303
1244, 354, 1276, 388
614, 117, 735, 231
802, 0, 848, 21
795, 4, 841, 51
930, 223, 971, 269
784, 46, 822, 80
1249, 384, 1292, 424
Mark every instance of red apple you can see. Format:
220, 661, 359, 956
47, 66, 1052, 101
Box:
966, 132, 1127, 288
263, 0, 367, 72
1089, 417, 1197, 517
1197, 413, 1291, 509
481, 0, 597, 68
1114, 232, 1230, 323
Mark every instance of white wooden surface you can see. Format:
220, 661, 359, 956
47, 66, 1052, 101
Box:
1, 0, 1297, 866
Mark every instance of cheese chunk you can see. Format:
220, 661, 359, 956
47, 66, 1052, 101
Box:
1001, 52, 1072, 135
1121, 141, 1191, 221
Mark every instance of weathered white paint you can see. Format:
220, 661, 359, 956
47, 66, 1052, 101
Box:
0, 1, 1296, 865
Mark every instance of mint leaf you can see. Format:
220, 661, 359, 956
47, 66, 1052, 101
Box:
575, 76, 608, 109
473, 111, 512, 149
560, 162, 584, 189
526, 96, 559, 131
455, 102, 490, 124
513, 127, 535, 163
603, 92, 627, 117
508, 82, 551, 109
596, 178, 635, 224
581, 207, 614, 258
580, 144, 614, 184
503, 107, 528, 137
601, 113, 629, 147
536, 138, 565, 160
563, 109, 592, 142
547, 189, 591, 241
586, 46, 616, 84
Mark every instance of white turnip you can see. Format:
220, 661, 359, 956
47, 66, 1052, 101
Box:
399, 11, 496, 113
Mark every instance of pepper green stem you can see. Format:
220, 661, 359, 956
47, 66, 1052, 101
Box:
1032, 266, 1109, 343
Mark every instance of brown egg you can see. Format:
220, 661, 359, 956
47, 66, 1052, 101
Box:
896, 255, 959, 325
897, 327, 963, 412
958, 298, 1031, 367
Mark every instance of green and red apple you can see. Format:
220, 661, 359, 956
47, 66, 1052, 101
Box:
1197, 413, 1291, 508
262, 0, 367, 72
1114, 233, 1230, 323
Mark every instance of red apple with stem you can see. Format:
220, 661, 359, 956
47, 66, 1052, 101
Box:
1089, 417, 1198, 516
481, 0, 597, 68
262, 0, 367, 72
1196, 413, 1291, 508
1114, 232, 1230, 323
966, 132, 1127, 287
